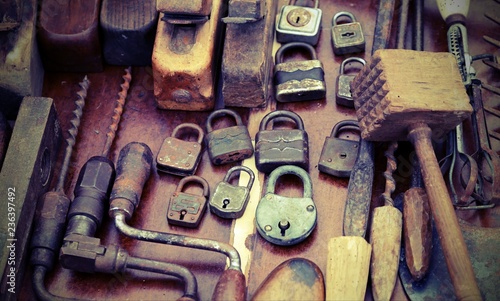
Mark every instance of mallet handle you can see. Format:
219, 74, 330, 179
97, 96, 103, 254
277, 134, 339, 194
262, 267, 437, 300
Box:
408, 123, 481, 301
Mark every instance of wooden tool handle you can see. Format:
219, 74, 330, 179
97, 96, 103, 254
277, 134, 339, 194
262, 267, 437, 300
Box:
408, 123, 482, 301
211, 269, 246, 301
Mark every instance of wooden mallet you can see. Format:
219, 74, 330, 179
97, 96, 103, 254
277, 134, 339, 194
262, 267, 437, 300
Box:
351, 49, 481, 301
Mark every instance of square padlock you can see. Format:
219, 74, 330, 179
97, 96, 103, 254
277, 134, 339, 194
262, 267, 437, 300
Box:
331, 12, 365, 55
276, 0, 322, 45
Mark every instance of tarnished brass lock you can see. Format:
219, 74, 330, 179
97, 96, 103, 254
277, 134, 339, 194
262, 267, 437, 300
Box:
318, 120, 360, 177
331, 11, 365, 55
255, 110, 309, 173
274, 42, 326, 102
167, 175, 210, 228
156, 123, 204, 176
255, 165, 317, 246
276, 0, 322, 45
210, 166, 255, 219
336, 57, 366, 108
205, 109, 254, 165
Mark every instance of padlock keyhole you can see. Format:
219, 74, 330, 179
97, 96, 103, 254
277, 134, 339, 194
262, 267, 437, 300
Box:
339, 152, 347, 159
179, 209, 187, 220
341, 31, 356, 38
279, 220, 290, 236
222, 198, 230, 209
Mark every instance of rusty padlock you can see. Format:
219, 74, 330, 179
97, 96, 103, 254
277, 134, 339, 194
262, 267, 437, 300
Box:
276, 0, 323, 46
274, 42, 326, 102
209, 166, 255, 219
255, 110, 309, 173
336, 57, 366, 108
205, 109, 254, 165
167, 175, 210, 228
255, 165, 317, 246
156, 123, 204, 176
331, 11, 365, 55
318, 120, 361, 177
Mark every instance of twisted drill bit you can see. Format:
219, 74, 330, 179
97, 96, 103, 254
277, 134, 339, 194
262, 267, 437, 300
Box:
382, 141, 398, 206
55, 76, 90, 193
102, 66, 132, 157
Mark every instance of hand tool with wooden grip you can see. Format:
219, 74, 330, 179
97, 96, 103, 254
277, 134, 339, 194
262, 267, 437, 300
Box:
351, 49, 481, 301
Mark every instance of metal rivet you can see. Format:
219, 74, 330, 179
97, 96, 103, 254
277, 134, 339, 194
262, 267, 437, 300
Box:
264, 225, 272, 232
307, 205, 315, 212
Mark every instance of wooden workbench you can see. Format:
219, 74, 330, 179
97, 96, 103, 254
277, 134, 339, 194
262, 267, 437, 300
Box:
17, 0, 500, 300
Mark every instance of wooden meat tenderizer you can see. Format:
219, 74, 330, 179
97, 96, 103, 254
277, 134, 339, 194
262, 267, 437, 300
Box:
351, 49, 481, 301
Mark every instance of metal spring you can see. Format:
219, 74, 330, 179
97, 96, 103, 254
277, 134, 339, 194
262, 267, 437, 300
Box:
382, 141, 398, 206
102, 66, 132, 157
56, 76, 90, 192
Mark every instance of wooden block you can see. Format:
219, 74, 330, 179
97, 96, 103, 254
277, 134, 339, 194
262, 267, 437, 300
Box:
326, 236, 371, 301
0, 97, 61, 300
100, 0, 158, 66
221, 0, 277, 108
38, 0, 103, 72
351, 49, 472, 141
156, 0, 213, 16
152, 0, 225, 111
0, 0, 44, 119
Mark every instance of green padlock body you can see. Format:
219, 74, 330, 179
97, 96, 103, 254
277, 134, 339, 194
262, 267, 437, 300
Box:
331, 22, 365, 55
318, 137, 359, 177
156, 137, 202, 176
276, 5, 322, 45
256, 193, 317, 246
206, 125, 254, 165
274, 61, 325, 102
255, 129, 309, 173
167, 192, 207, 228
209, 182, 250, 219
335, 74, 356, 108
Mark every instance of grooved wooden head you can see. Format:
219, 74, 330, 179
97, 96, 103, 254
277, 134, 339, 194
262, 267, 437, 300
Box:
351, 49, 472, 141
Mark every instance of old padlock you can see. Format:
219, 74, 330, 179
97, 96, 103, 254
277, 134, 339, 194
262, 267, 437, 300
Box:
255, 110, 309, 173
276, 0, 322, 46
336, 57, 366, 108
274, 42, 326, 102
167, 175, 210, 228
331, 11, 365, 55
318, 120, 361, 177
205, 109, 254, 165
209, 166, 255, 219
255, 165, 317, 246
156, 123, 204, 176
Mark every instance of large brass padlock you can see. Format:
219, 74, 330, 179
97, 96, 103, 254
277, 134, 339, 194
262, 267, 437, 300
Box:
276, 0, 322, 46
156, 123, 204, 176
331, 11, 365, 55
209, 166, 255, 219
255, 165, 317, 246
336, 57, 366, 108
255, 110, 309, 173
167, 175, 210, 228
205, 109, 254, 165
318, 120, 360, 177
274, 42, 326, 102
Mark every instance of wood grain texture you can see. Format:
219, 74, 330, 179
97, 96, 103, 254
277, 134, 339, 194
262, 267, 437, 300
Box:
100, 0, 158, 66
326, 236, 371, 301
38, 0, 103, 72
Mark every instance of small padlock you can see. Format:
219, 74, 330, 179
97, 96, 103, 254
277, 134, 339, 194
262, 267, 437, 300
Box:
318, 120, 361, 177
167, 175, 210, 228
255, 165, 317, 246
276, 0, 322, 46
331, 11, 365, 55
255, 110, 309, 173
210, 166, 255, 219
274, 42, 326, 102
336, 57, 366, 108
205, 109, 254, 165
156, 123, 204, 176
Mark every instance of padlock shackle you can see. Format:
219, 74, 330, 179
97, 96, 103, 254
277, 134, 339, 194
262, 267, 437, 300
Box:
289, 0, 319, 9
172, 123, 204, 144
266, 165, 312, 198
259, 110, 305, 131
275, 42, 318, 65
339, 57, 366, 75
206, 109, 244, 133
332, 11, 356, 26
223, 165, 255, 190
330, 120, 360, 138
176, 175, 210, 197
